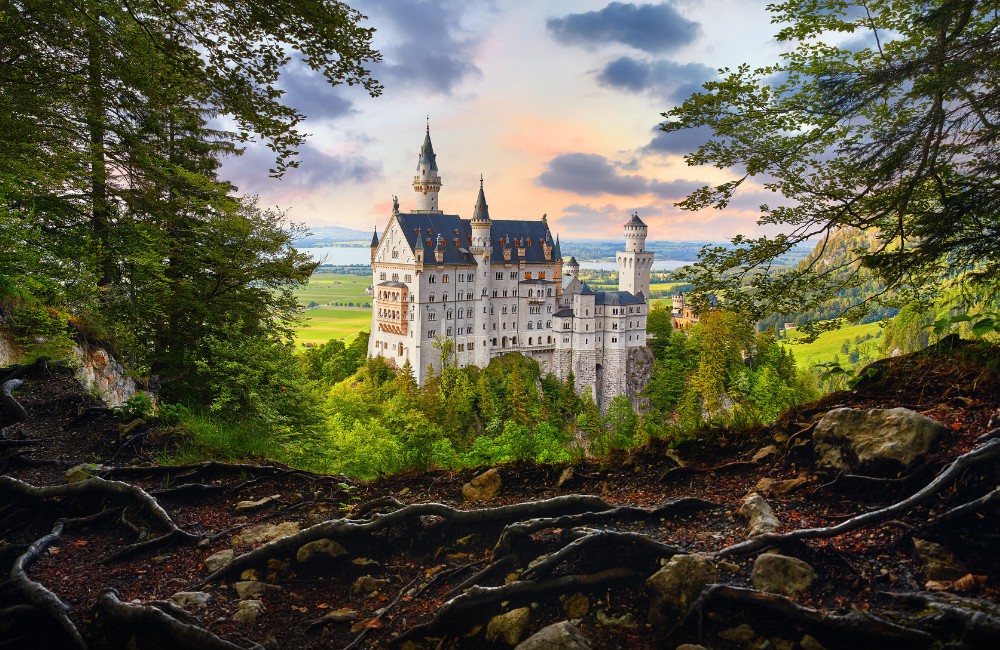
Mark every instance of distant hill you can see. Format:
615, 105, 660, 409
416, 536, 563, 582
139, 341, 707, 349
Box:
296, 225, 372, 246
563, 240, 814, 266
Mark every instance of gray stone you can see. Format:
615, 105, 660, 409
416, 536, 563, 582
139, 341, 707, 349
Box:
718, 624, 756, 642
515, 621, 591, 650
755, 475, 809, 496
169, 591, 211, 609
204, 549, 234, 573
752, 445, 778, 463
487, 607, 531, 646
645, 554, 717, 631
231, 521, 300, 548
913, 538, 968, 582
352, 575, 389, 596
462, 468, 501, 502
740, 493, 780, 537
751, 553, 817, 596
235, 495, 280, 511
813, 407, 947, 474
233, 581, 282, 599
563, 592, 589, 619
233, 599, 264, 625
296, 538, 348, 563
65, 463, 104, 483
556, 466, 574, 488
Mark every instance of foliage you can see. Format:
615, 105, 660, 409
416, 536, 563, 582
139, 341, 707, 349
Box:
114, 394, 154, 420
663, 0, 1000, 324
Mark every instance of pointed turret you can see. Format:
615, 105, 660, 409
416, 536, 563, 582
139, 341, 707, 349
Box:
413, 121, 443, 212
554, 234, 563, 260
470, 175, 492, 253
471, 175, 490, 222
370, 227, 379, 262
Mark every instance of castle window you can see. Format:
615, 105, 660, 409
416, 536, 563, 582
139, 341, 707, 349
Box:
512, 305, 517, 313
442, 292, 448, 302
427, 330, 436, 338
429, 294, 436, 302
392, 249, 398, 259
563, 323, 570, 330
547, 305, 552, 313
510, 271, 517, 279
429, 275, 436, 283
493, 323, 497, 330
513, 289, 517, 297
447, 310, 453, 319
492, 338, 497, 346
467, 326, 473, 334
502, 306, 508, 314
428, 312, 437, 321
503, 290, 508, 297
527, 322, 533, 330
496, 272, 503, 280
563, 337, 569, 343
612, 337, 617, 343
493, 290, 498, 297
380, 272, 386, 280
546, 320, 551, 328
392, 273, 399, 281
468, 342, 474, 350
446, 327, 453, 336
512, 337, 517, 345
482, 289, 487, 297
539, 272, 545, 279
490, 306, 495, 315
525, 272, 532, 279
547, 288, 553, 296
528, 337, 533, 344
528, 289, 533, 297
442, 274, 449, 283
612, 323, 617, 330
457, 343, 464, 352
457, 309, 463, 318
405, 274, 411, 282
536, 320, 542, 329
502, 322, 506, 329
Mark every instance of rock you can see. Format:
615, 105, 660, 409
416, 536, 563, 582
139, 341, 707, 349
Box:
913, 538, 968, 582
352, 557, 380, 567
515, 620, 591, 650
65, 463, 103, 483
663, 448, 686, 467
751, 553, 817, 596
563, 592, 589, 619
718, 624, 756, 642
486, 607, 531, 646
235, 495, 280, 511
352, 576, 389, 596
556, 466, 574, 488
594, 610, 637, 628
118, 418, 146, 438
752, 445, 778, 463
813, 407, 948, 474
462, 468, 501, 502
204, 549, 234, 573
754, 475, 809, 496
231, 521, 300, 548
645, 554, 718, 631
233, 581, 282, 599
296, 538, 348, 563
739, 493, 780, 537
266, 559, 291, 581
800, 634, 826, 650
233, 599, 264, 625
304, 608, 362, 634
169, 591, 211, 609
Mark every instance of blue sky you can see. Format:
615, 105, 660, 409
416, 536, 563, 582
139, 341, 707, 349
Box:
221, 1, 796, 241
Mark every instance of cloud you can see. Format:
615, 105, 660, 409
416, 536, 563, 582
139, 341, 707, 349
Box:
222, 142, 382, 193
277, 64, 355, 122
642, 123, 714, 155
597, 56, 714, 103
547, 2, 699, 54
367, 0, 483, 94
537, 152, 702, 198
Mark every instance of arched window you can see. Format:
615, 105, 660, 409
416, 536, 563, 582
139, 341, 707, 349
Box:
527, 322, 533, 330
546, 320, 551, 328
447, 310, 453, 319
429, 293, 436, 302
442, 292, 448, 302
536, 320, 542, 329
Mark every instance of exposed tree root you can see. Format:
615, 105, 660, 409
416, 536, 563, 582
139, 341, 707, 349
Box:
1, 379, 28, 424
520, 529, 682, 580
204, 494, 612, 584
10, 522, 85, 649
671, 584, 935, 648
714, 438, 1000, 558
95, 588, 260, 650
885, 591, 1000, 646
0, 475, 196, 542
920, 488, 1000, 530
394, 567, 641, 644
341, 574, 423, 650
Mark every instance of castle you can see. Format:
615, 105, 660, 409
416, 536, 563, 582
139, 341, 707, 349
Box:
368, 126, 654, 408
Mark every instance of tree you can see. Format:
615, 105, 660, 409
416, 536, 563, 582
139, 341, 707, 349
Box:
662, 0, 1000, 323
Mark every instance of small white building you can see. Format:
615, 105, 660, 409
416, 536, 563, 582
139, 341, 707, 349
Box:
368, 126, 654, 408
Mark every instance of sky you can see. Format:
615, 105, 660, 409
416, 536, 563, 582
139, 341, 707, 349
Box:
220, 1, 793, 242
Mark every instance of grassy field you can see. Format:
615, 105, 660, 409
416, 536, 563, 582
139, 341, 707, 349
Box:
781, 321, 885, 369
293, 273, 372, 346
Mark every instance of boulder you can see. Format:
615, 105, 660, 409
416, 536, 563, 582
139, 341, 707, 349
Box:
297, 538, 348, 563
462, 468, 502, 502
352, 576, 389, 596
752, 445, 778, 463
754, 475, 809, 497
233, 581, 282, 599
65, 463, 104, 484
645, 554, 717, 631
739, 493, 780, 537
913, 538, 968, 582
563, 592, 589, 619
515, 621, 591, 650
169, 591, 211, 609
486, 607, 531, 646
751, 553, 817, 596
231, 521, 300, 548
233, 599, 264, 625
813, 407, 947, 474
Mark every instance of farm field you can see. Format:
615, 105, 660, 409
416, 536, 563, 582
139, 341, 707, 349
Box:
781, 320, 884, 369
292, 273, 372, 346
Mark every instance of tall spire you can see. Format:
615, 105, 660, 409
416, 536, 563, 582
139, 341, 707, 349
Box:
471, 175, 490, 222
413, 120, 442, 211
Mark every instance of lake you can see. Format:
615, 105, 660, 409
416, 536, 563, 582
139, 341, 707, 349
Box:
297, 246, 692, 271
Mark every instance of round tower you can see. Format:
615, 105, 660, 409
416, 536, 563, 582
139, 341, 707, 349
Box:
413, 121, 442, 212
617, 212, 654, 300
565, 256, 580, 278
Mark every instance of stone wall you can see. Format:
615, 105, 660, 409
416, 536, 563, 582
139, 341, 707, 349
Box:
0, 328, 21, 366
625, 346, 654, 411
71, 345, 138, 407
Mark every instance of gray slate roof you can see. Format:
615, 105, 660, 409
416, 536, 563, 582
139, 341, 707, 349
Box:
553, 308, 574, 318
595, 291, 644, 306
394, 213, 556, 266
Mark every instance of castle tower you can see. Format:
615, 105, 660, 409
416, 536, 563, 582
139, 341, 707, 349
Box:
413, 121, 442, 212
469, 176, 492, 252
617, 212, 654, 300
370, 226, 379, 262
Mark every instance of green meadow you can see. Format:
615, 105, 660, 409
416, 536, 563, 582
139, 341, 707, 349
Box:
780, 320, 884, 369
293, 273, 372, 346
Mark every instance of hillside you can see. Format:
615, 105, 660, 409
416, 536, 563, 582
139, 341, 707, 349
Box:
1, 341, 999, 649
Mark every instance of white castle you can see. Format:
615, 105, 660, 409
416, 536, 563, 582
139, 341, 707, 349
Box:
368, 126, 655, 408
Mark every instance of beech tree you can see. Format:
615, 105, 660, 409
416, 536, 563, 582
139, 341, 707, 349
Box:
662, 0, 1000, 321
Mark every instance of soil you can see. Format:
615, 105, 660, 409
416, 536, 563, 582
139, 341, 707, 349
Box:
1, 338, 999, 649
